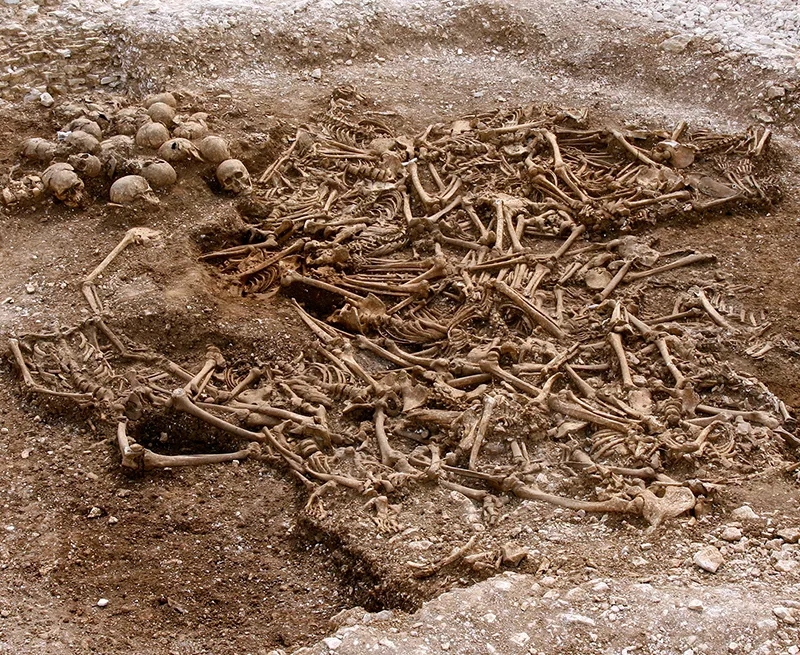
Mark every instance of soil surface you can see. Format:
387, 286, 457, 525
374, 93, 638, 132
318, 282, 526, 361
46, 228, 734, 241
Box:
0, 1, 799, 654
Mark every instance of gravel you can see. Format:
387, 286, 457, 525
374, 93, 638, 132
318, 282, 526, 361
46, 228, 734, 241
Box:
595, 0, 800, 73
61, 0, 800, 76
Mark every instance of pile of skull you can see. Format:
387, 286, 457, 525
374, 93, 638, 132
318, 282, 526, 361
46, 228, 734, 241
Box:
1, 91, 251, 209
6, 90, 799, 567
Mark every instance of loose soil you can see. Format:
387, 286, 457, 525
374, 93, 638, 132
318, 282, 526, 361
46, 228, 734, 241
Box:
1, 1, 799, 654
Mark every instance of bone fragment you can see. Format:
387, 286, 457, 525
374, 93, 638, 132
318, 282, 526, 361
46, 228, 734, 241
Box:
409, 535, 478, 579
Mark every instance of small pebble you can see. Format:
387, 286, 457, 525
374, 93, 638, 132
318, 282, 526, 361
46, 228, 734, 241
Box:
108, 516, 119, 525
687, 599, 704, 612
97, 598, 109, 608
773, 606, 795, 624
721, 527, 742, 542
322, 637, 342, 650
660, 34, 693, 53
766, 86, 785, 100
87, 506, 103, 519
39, 92, 54, 108
730, 505, 759, 520
777, 527, 800, 543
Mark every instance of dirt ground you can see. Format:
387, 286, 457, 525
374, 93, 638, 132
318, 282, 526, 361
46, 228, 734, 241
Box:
1, 1, 800, 654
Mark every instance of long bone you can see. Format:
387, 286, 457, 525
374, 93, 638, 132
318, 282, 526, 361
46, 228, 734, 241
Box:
607, 331, 634, 389
492, 280, 566, 339
547, 394, 632, 433
82, 227, 162, 315
469, 394, 496, 470
463, 201, 493, 244
237, 240, 305, 282
8, 338, 94, 401
117, 420, 260, 471
168, 388, 266, 442
695, 405, 781, 429
540, 129, 590, 203
216, 367, 263, 403
374, 402, 405, 467
506, 475, 644, 516
625, 253, 715, 282
655, 337, 685, 387
696, 288, 734, 330
405, 160, 439, 209
185, 345, 226, 396
610, 129, 661, 167
551, 224, 586, 262
597, 259, 633, 302
259, 127, 304, 183
282, 270, 366, 302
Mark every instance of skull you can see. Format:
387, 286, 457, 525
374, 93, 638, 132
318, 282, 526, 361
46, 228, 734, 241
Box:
113, 107, 149, 136
42, 163, 85, 207
198, 135, 230, 164
147, 102, 176, 127
140, 159, 177, 188
216, 159, 251, 194
68, 153, 103, 178
65, 130, 101, 155
109, 175, 160, 206
21, 137, 57, 162
144, 92, 177, 109
135, 121, 171, 149
173, 120, 209, 140
99, 135, 136, 159
65, 117, 103, 140
157, 138, 202, 162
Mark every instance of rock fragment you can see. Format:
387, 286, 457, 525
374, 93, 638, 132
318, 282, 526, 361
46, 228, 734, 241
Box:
731, 505, 759, 520
721, 527, 742, 542
693, 546, 724, 573
660, 34, 693, 53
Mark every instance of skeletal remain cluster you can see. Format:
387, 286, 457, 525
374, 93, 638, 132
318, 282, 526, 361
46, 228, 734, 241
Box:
7, 89, 797, 577
1, 91, 248, 209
